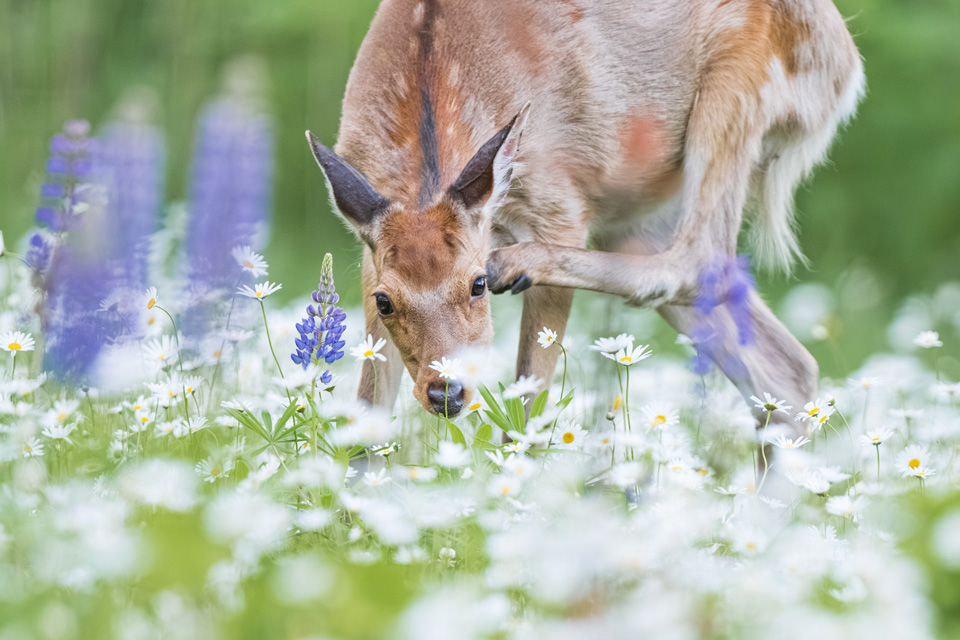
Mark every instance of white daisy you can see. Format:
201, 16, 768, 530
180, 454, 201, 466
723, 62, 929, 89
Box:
363, 468, 391, 487
503, 375, 543, 399
771, 434, 811, 449
589, 333, 635, 354
750, 392, 792, 414
537, 327, 558, 349
196, 457, 235, 483
896, 445, 930, 477
143, 335, 179, 368
232, 245, 269, 278
860, 427, 894, 446
1, 331, 36, 357
550, 422, 587, 449
143, 286, 159, 310
237, 281, 282, 299
435, 441, 470, 468
640, 403, 679, 431
22, 436, 44, 458
41, 422, 77, 444
352, 334, 388, 362
912, 330, 943, 349
428, 356, 461, 380
602, 341, 652, 366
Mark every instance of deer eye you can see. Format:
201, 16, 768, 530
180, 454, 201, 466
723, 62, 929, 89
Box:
374, 293, 393, 316
471, 275, 487, 298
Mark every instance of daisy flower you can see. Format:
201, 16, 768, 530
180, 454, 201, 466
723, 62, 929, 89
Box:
602, 341, 652, 366
912, 330, 943, 349
896, 445, 930, 477
196, 457, 234, 483
848, 377, 883, 390
503, 374, 543, 399
232, 246, 269, 278
143, 335, 179, 368
640, 403, 679, 431
237, 281, 282, 299
1, 331, 35, 357
826, 494, 867, 521
22, 436, 44, 458
860, 427, 894, 446
363, 468, 391, 487
488, 475, 522, 498
771, 434, 811, 449
41, 422, 77, 444
551, 422, 587, 449
429, 356, 462, 380
589, 333, 635, 354
909, 466, 936, 479
352, 334, 388, 362
795, 398, 829, 423
750, 392, 792, 414
537, 327, 558, 349
435, 441, 470, 468
143, 286, 159, 310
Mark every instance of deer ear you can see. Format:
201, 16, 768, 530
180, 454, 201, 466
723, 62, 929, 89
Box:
306, 131, 390, 229
448, 102, 529, 216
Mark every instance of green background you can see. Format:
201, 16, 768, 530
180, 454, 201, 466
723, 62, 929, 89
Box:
1, 0, 958, 367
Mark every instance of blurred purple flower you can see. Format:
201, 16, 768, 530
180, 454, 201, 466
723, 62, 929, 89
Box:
690, 255, 755, 377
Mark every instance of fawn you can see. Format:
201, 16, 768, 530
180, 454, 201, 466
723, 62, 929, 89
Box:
306, 0, 864, 424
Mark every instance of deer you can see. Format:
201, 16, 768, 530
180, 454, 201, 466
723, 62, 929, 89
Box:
305, 0, 864, 431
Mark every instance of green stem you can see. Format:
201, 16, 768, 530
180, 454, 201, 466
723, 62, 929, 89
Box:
757, 410, 772, 492
559, 343, 568, 400
876, 445, 881, 482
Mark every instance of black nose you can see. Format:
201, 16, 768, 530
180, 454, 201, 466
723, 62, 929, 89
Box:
427, 380, 464, 416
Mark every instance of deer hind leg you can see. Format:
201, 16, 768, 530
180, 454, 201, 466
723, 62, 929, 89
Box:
657, 292, 818, 435
358, 247, 404, 408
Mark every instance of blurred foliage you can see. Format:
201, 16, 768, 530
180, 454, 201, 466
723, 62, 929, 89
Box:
0, 0, 958, 363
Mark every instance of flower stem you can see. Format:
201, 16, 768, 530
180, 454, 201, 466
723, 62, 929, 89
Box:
757, 410, 772, 493
876, 445, 881, 482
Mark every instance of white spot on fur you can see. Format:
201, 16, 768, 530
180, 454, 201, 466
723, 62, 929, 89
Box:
412, 2, 424, 26
447, 62, 460, 87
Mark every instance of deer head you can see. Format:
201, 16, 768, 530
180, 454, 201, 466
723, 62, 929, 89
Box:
306, 105, 529, 416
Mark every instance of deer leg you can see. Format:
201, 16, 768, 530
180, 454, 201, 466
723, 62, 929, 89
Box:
515, 285, 575, 394
657, 292, 818, 434
357, 248, 404, 408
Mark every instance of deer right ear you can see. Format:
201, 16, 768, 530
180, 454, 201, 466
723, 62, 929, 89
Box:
305, 131, 390, 231
448, 102, 530, 218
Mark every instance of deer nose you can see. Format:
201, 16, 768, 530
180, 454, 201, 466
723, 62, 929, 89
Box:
427, 380, 465, 416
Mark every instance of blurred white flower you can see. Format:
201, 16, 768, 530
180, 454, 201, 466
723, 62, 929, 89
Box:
502, 375, 542, 399
352, 334, 387, 362
435, 442, 469, 468
912, 330, 942, 349
860, 427, 895, 446
601, 341, 651, 366
589, 333, 635, 354
232, 245, 269, 278
429, 356, 461, 380
237, 281, 282, 299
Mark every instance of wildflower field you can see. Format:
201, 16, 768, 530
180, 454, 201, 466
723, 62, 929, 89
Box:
2, 56, 960, 640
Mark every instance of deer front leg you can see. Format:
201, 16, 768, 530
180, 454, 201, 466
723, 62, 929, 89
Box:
358, 248, 404, 408
516, 285, 575, 393
488, 242, 698, 308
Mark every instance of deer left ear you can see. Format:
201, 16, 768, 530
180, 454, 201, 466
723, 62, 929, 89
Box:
448, 102, 530, 217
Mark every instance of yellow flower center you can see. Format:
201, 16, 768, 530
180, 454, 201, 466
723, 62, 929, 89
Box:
147, 317, 156, 326
807, 408, 819, 416
24, 444, 32, 453
469, 402, 481, 411
745, 542, 758, 551
147, 298, 156, 309
8, 342, 20, 350
909, 458, 920, 469
364, 350, 374, 358
500, 485, 510, 495
562, 432, 575, 444
141, 416, 149, 423
243, 260, 254, 268
255, 291, 263, 298
57, 413, 67, 421
133, 404, 142, 411
158, 353, 166, 360
613, 396, 622, 411
697, 468, 709, 476
671, 465, 682, 472
652, 415, 666, 426
871, 437, 880, 442
211, 468, 221, 477
620, 356, 632, 363
213, 350, 222, 358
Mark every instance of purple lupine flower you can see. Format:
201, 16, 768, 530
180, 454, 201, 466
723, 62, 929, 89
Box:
181, 69, 274, 342
31, 120, 115, 379
97, 114, 165, 290
292, 254, 346, 383
35, 120, 98, 233
689, 255, 755, 377
185, 92, 273, 291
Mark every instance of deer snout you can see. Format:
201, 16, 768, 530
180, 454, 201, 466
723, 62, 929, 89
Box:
426, 379, 465, 417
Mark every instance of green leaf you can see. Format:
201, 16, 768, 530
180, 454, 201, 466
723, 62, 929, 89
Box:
261, 409, 274, 434
473, 423, 493, 449
482, 409, 511, 434
445, 419, 466, 446
557, 388, 576, 410
274, 400, 299, 432
227, 408, 270, 442
477, 385, 507, 422
507, 397, 526, 432
530, 390, 549, 419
